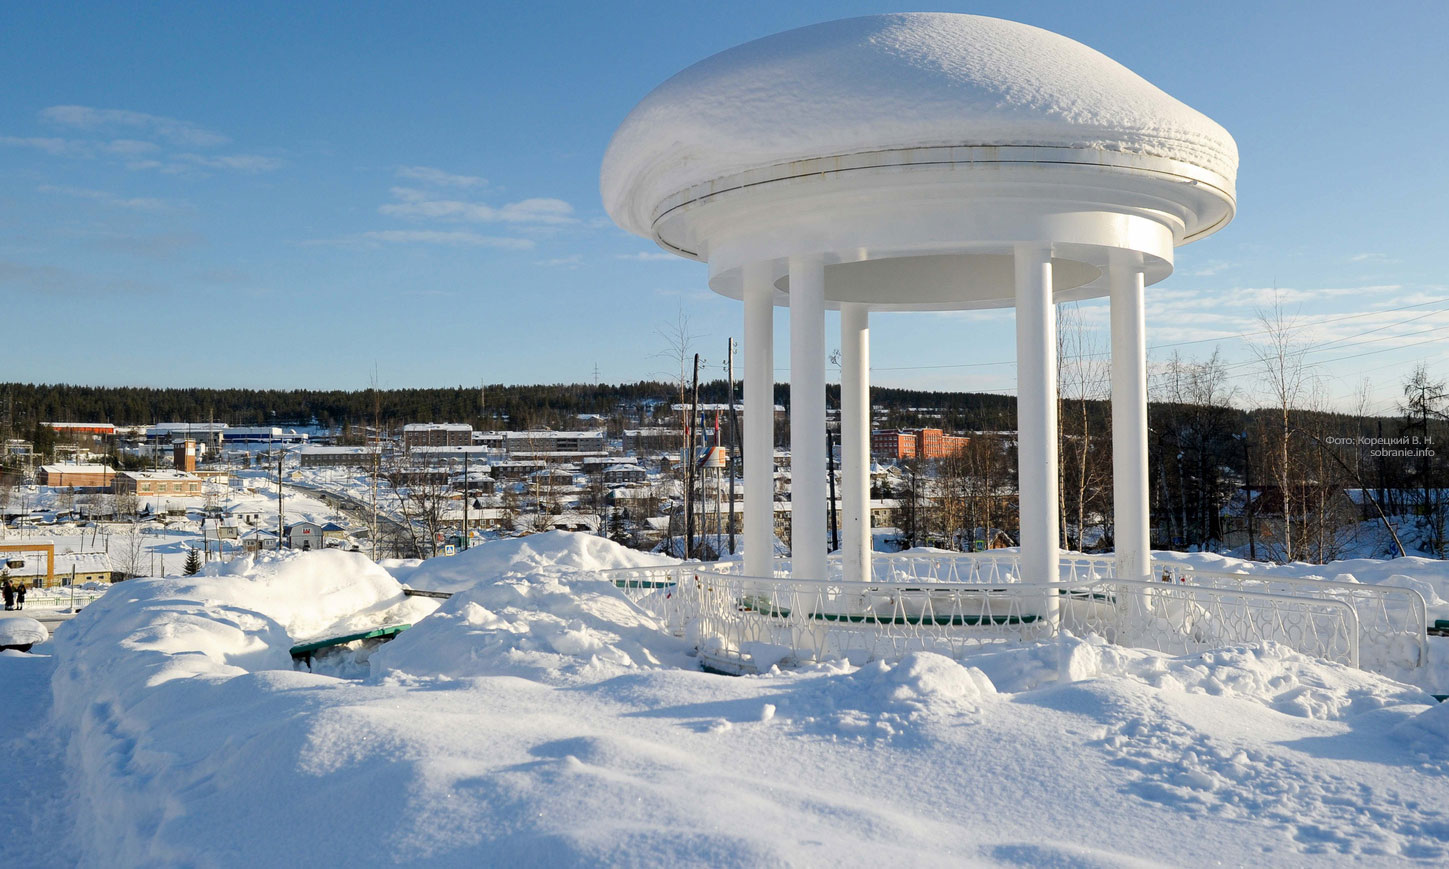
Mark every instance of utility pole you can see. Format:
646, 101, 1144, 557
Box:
462, 450, 469, 550
827, 429, 839, 554
277, 450, 285, 552
727, 338, 739, 555
685, 354, 700, 559
1241, 431, 1256, 561
372, 369, 382, 561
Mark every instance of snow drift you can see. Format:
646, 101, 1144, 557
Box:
34, 534, 1449, 864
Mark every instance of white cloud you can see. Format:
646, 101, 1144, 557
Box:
174, 152, 284, 172
380, 194, 574, 225
1349, 252, 1399, 265
536, 255, 583, 267
101, 139, 161, 156
40, 105, 228, 147
0, 260, 162, 296
0, 134, 87, 156
379, 187, 574, 225
37, 184, 174, 212
616, 251, 677, 262
396, 166, 486, 188
1182, 260, 1230, 277
306, 230, 534, 250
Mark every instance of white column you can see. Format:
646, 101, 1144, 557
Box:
1014, 243, 1060, 619
1110, 249, 1151, 582
789, 254, 827, 581
743, 261, 775, 579
840, 303, 872, 584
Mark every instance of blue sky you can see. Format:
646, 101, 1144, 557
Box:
2, 1, 1446, 415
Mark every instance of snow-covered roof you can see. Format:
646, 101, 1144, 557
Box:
120, 470, 200, 481
40, 463, 114, 475
4, 551, 114, 578
603, 13, 1237, 236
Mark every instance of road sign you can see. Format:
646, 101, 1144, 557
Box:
442, 544, 456, 556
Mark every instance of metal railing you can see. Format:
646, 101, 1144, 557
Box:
678, 570, 1359, 674
1147, 560, 1427, 670
716, 552, 1424, 671
598, 561, 1363, 675
725, 552, 1117, 585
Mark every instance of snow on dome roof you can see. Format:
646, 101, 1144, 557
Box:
602, 13, 1238, 237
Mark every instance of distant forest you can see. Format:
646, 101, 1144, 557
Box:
0, 380, 1023, 433
3, 372, 1446, 559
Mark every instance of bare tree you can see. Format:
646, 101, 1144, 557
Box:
115, 489, 139, 521
0, 469, 13, 539
115, 520, 147, 579
656, 306, 702, 554
891, 458, 928, 549
1248, 297, 1314, 562
1056, 303, 1112, 550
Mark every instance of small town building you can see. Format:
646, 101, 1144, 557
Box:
402, 423, 474, 448
223, 426, 308, 444
241, 529, 279, 552
4, 551, 117, 588
226, 504, 264, 526
299, 445, 381, 469
320, 522, 349, 547
871, 428, 971, 460
44, 422, 116, 441
115, 470, 203, 497
285, 521, 323, 550
38, 464, 116, 488
603, 464, 647, 485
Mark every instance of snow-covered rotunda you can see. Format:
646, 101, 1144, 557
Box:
602, 13, 1237, 597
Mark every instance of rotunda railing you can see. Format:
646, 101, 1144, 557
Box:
597, 551, 1409, 675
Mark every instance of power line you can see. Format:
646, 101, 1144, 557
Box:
860, 295, 1449, 374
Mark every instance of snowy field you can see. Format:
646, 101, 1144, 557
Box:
5, 533, 1449, 865
0, 472, 359, 579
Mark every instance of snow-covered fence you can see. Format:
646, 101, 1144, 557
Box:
600, 554, 1400, 674
1149, 561, 1427, 670
1101, 579, 1358, 667
604, 563, 695, 632
612, 567, 1360, 675
757, 552, 1115, 585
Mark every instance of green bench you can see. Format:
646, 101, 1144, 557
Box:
290, 624, 412, 668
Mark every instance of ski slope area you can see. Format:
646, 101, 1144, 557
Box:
9, 533, 1449, 865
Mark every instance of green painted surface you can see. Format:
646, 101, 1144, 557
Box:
613, 579, 677, 590
289, 623, 412, 657
809, 611, 1040, 626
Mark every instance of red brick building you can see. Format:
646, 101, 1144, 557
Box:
870, 428, 970, 460
38, 464, 116, 487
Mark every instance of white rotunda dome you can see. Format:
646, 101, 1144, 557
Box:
603, 13, 1237, 239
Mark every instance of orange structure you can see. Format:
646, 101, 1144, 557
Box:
870, 428, 970, 460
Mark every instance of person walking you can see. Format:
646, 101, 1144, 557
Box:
14, 582, 26, 610
2, 578, 13, 611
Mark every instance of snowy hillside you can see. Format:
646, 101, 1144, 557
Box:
5, 534, 1449, 864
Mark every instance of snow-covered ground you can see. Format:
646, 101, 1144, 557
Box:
0, 473, 358, 579
5, 533, 1449, 865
